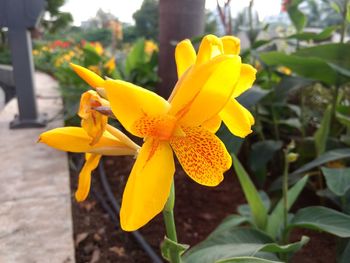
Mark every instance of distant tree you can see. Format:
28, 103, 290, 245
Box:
41, 0, 73, 33
133, 0, 159, 40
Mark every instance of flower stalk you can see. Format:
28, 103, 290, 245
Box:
163, 182, 181, 263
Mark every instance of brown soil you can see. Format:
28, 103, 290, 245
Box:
69, 154, 337, 263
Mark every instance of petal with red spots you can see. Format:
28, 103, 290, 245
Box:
170, 127, 231, 186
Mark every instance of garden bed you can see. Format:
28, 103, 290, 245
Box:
69, 154, 337, 263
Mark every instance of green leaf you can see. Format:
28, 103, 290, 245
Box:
347, 2, 350, 23
266, 176, 308, 239
217, 257, 283, 263
288, 6, 307, 32
290, 148, 350, 176
274, 76, 312, 101
336, 105, 350, 128
210, 215, 250, 236
330, 2, 341, 13
249, 140, 283, 173
232, 155, 268, 229
339, 239, 350, 263
237, 85, 270, 108
125, 38, 146, 75
314, 105, 332, 156
182, 228, 308, 263
294, 43, 350, 71
259, 52, 338, 85
288, 26, 337, 41
290, 206, 350, 237
161, 236, 189, 261
321, 167, 350, 196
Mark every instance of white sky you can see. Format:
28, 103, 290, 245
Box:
61, 0, 281, 26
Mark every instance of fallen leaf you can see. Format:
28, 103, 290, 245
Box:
75, 232, 89, 247
109, 246, 125, 257
90, 248, 101, 263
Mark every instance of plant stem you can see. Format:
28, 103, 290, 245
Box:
254, 106, 265, 141
282, 149, 290, 244
331, 85, 340, 124
340, 0, 349, 43
163, 182, 180, 263
300, 88, 306, 140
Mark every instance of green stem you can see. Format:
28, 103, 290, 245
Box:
272, 106, 280, 140
282, 150, 290, 244
340, 0, 349, 43
331, 85, 340, 125
163, 182, 180, 263
300, 88, 306, 140
254, 106, 265, 141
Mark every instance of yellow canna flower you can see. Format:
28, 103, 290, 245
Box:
173, 35, 257, 138
104, 57, 116, 73
71, 35, 245, 231
39, 126, 140, 202
277, 66, 292, 75
144, 40, 158, 55
78, 90, 110, 145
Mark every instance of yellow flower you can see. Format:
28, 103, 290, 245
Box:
91, 42, 104, 55
173, 35, 257, 138
144, 40, 158, 55
277, 66, 292, 75
71, 35, 248, 231
104, 57, 116, 73
39, 126, 140, 202
88, 65, 101, 76
78, 90, 110, 145
32, 50, 39, 56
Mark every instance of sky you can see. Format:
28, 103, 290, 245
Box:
61, 0, 281, 26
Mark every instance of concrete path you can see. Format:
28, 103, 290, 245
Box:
0, 72, 75, 263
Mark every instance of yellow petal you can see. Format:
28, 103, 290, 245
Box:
79, 90, 109, 145
70, 63, 105, 88
196, 35, 224, 65
202, 114, 222, 133
39, 127, 137, 156
220, 99, 255, 138
103, 79, 170, 136
170, 55, 241, 127
75, 153, 101, 202
170, 126, 231, 186
232, 64, 257, 98
120, 139, 175, 231
221, 36, 241, 55
175, 39, 196, 78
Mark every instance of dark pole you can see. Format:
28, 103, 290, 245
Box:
158, 0, 205, 99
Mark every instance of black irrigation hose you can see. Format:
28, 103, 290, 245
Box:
98, 160, 163, 263
75, 156, 163, 263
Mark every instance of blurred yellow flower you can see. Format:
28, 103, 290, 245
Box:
104, 57, 116, 73
144, 40, 158, 55
278, 66, 292, 75
88, 65, 101, 75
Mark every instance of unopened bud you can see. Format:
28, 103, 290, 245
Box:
287, 153, 299, 163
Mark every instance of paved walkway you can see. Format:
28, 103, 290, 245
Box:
0, 72, 75, 263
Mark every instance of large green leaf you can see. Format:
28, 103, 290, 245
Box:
314, 105, 332, 156
182, 227, 308, 263
249, 140, 283, 174
288, 6, 307, 32
232, 155, 268, 229
259, 52, 338, 85
321, 167, 350, 196
161, 236, 189, 262
339, 240, 350, 263
125, 38, 146, 75
290, 206, 350, 237
287, 26, 337, 41
217, 257, 282, 263
290, 148, 350, 176
294, 43, 350, 70
210, 215, 250, 236
237, 86, 270, 108
266, 176, 309, 239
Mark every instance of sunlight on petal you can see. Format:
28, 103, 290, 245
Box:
70, 63, 105, 88
172, 55, 241, 127
220, 99, 255, 138
175, 39, 196, 78
120, 139, 175, 231
75, 153, 101, 202
221, 36, 241, 55
170, 127, 231, 186
232, 64, 257, 98
104, 79, 170, 136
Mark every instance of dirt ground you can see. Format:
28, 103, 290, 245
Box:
69, 155, 337, 263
